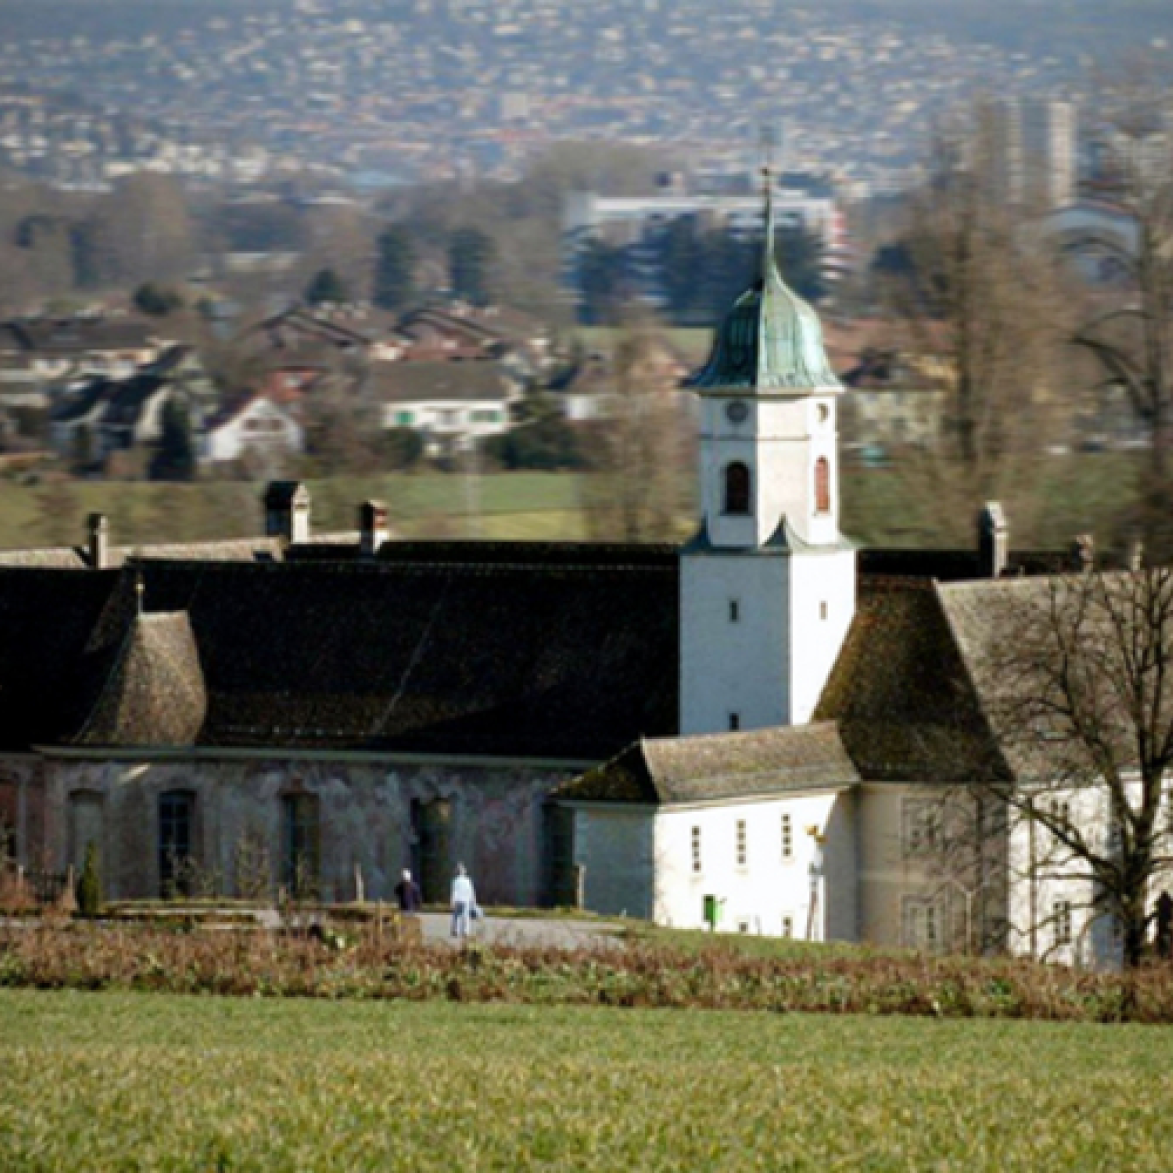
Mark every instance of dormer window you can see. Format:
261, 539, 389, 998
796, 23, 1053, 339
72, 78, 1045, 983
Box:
814, 457, 831, 514
724, 462, 751, 515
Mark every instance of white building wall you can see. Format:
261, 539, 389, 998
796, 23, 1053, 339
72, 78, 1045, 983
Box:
680, 553, 790, 734
651, 791, 855, 939
573, 806, 655, 919
787, 547, 856, 725
699, 395, 840, 549
1007, 786, 1114, 967
679, 546, 855, 734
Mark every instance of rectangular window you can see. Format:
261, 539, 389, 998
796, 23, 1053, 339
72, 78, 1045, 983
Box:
903, 898, 942, 951
781, 915, 794, 938
737, 919, 750, 934
691, 826, 701, 874
1053, 899, 1073, 947
736, 819, 747, 868
729, 599, 740, 623
729, 713, 740, 731
158, 790, 195, 898
819, 600, 828, 621
903, 799, 942, 858
282, 793, 321, 899
395, 410, 413, 426
781, 813, 793, 860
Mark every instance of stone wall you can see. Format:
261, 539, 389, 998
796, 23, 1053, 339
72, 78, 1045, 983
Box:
32, 754, 575, 905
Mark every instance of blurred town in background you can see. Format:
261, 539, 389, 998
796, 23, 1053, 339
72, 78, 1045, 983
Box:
0, 0, 1170, 554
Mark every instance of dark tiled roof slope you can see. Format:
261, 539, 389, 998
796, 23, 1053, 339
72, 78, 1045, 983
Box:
814, 577, 1010, 783
73, 612, 207, 747
556, 723, 858, 804
132, 555, 678, 757
0, 568, 121, 748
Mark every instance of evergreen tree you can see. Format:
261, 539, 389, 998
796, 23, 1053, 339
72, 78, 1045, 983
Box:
577, 239, 628, 325
76, 840, 102, 919
372, 226, 417, 310
482, 387, 585, 471
449, 226, 497, 305
776, 224, 827, 303
133, 282, 183, 317
304, 267, 349, 306
150, 396, 197, 482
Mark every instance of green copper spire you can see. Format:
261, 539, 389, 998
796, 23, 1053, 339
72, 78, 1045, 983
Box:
689, 173, 841, 393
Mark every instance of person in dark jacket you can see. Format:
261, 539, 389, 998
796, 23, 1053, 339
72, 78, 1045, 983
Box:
394, 868, 423, 913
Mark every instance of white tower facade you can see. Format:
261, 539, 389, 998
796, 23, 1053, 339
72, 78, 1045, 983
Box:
680, 189, 856, 735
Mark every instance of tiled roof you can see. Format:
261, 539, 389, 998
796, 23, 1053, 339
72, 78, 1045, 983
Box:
364, 360, 511, 404
814, 578, 1010, 783
0, 318, 157, 355
73, 612, 207, 747
0, 549, 677, 757
0, 568, 120, 748
0, 547, 87, 568
555, 722, 858, 805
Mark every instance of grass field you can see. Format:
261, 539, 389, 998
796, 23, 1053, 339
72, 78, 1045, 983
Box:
0, 452, 1152, 552
1, 991, 1171, 1170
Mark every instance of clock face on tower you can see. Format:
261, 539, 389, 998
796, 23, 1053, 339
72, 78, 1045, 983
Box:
726, 400, 749, 424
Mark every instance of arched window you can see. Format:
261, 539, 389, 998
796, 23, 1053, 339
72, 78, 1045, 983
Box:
814, 457, 831, 514
724, 462, 751, 515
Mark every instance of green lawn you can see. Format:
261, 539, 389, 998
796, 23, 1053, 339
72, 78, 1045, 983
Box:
2, 991, 1172, 1170
0, 452, 1151, 551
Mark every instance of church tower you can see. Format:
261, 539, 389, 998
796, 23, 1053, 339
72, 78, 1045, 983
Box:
679, 181, 856, 734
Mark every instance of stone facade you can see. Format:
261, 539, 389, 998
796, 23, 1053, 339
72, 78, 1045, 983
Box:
27, 753, 578, 906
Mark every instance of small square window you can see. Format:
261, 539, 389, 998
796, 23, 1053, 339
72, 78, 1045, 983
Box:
781, 915, 794, 938
737, 919, 750, 934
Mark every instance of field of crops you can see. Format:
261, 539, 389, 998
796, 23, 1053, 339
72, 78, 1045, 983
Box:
1, 990, 1171, 1170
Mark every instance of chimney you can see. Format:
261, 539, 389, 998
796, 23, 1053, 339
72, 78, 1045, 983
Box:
977, 501, 1009, 578
87, 512, 109, 570
359, 499, 389, 558
263, 481, 311, 545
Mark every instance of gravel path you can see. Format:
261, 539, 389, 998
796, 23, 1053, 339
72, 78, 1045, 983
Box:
417, 912, 625, 950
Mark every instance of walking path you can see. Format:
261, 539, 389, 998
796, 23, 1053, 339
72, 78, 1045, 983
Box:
418, 912, 625, 950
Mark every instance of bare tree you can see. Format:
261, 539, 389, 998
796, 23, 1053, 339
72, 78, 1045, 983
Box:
1071, 78, 1173, 545
877, 104, 1073, 540
978, 568, 1173, 968
580, 314, 693, 542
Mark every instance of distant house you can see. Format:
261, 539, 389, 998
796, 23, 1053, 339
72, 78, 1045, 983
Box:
237, 304, 407, 401
838, 349, 947, 451
0, 317, 167, 407
397, 303, 554, 377
548, 338, 691, 422
242, 304, 406, 363
364, 359, 518, 456
49, 346, 217, 467
204, 393, 304, 465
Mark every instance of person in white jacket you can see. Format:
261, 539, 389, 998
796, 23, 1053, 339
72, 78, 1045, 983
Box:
451, 863, 477, 939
